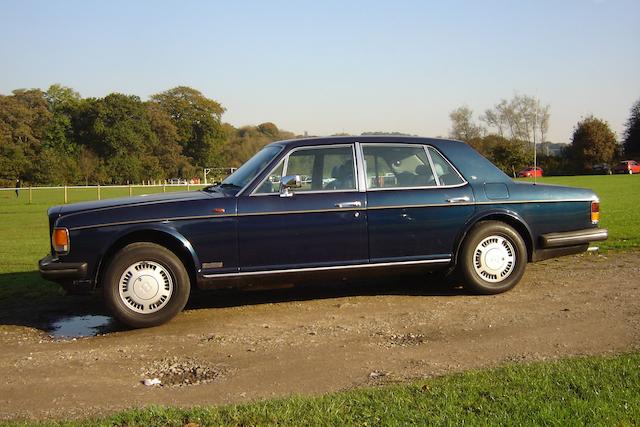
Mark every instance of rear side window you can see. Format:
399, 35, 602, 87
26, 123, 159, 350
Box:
427, 147, 465, 186
362, 144, 437, 189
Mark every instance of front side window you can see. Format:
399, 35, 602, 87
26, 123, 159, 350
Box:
363, 144, 436, 189
219, 145, 283, 192
255, 145, 356, 194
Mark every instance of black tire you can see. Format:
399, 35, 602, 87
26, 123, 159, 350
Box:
103, 242, 190, 328
459, 221, 527, 295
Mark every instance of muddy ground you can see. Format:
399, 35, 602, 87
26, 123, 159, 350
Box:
1, 251, 639, 421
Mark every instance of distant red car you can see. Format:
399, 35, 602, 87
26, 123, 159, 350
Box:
613, 160, 640, 174
517, 167, 543, 178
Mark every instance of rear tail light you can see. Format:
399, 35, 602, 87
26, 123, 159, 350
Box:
52, 228, 70, 254
591, 201, 600, 224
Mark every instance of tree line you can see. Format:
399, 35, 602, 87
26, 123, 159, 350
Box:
449, 94, 640, 176
0, 85, 294, 186
2, 86, 639, 186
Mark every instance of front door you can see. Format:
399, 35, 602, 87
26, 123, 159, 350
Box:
237, 144, 368, 272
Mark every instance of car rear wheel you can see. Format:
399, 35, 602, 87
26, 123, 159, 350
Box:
459, 221, 527, 294
103, 242, 190, 328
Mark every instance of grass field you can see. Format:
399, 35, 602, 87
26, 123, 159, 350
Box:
0, 175, 638, 304
518, 175, 640, 249
0, 177, 638, 424
0, 185, 204, 304
5, 352, 638, 426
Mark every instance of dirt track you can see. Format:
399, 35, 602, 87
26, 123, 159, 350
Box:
1, 251, 639, 421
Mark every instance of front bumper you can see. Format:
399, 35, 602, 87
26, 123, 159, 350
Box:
39, 255, 88, 282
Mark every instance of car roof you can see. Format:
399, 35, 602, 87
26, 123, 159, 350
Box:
269, 135, 465, 150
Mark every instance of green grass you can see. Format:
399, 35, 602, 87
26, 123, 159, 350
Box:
4, 352, 639, 426
0, 185, 203, 304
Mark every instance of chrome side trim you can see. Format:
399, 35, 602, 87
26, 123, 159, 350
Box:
240, 207, 361, 217
69, 213, 234, 231
202, 257, 452, 278
67, 198, 597, 230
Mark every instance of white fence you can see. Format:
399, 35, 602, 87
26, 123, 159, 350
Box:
0, 183, 209, 204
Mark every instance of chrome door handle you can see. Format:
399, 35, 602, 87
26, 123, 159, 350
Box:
447, 196, 470, 203
335, 201, 362, 208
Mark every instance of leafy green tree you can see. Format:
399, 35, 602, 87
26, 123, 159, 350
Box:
0, 89, 52, 182
79, 93, 157, 183
43, 84, 82, 156
257, 122, 279, 138
150, 86, 226, 168
569, 116, 618, 172
486, 135, 530, 176
145, 102, 190, 179
623, 98, 640, 156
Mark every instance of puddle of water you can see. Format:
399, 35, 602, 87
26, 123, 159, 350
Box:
49, 315, 115, 339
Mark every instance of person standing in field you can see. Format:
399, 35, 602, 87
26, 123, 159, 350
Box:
15, 179, 20, 197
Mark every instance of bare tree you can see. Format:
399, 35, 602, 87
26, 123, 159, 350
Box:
480, 94, 549, 146
448, 106, 484, 141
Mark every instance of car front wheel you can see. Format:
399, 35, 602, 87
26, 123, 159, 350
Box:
459, 221, 527, 294
103, 242, 190, 328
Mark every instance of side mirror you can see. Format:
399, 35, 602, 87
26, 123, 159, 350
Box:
280, 175, 301, 197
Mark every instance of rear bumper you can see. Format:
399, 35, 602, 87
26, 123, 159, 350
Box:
39, 255, 88, 282
532, 228, 608, 262
540, 228, 608, 249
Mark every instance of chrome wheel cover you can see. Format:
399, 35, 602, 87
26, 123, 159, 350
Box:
473, 236, 516, 283
118, 261, 173, 314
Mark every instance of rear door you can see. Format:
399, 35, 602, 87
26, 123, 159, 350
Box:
363, 143, 475, 263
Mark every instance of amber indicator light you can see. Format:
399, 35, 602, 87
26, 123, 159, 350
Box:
591, 201, 600, 223
212, 208, 225, 213
52, 228, 69, 252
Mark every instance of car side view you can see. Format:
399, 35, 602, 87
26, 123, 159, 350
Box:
39, 136, 608, 328
613, 160, 640, 174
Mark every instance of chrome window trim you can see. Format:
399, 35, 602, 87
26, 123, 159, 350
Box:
235, 144, 285, 197
360, 142, 469, 191
423, 145, 441, 186
251, 157, 286, 196
427, 146, 468, 186
202, 257, 452, 278
365, 181, 469, 192
250, 143, 358, 196
354, 141, 367, 193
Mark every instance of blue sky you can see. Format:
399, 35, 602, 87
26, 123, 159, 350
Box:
1, 0, 639, 142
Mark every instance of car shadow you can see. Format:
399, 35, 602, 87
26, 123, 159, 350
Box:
0, 271, 469, 338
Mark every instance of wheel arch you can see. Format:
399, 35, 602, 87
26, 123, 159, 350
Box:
94, 226, 200, 290
454, 210, 534, 265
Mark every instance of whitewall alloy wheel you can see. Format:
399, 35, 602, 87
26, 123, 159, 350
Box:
104, 242, 190, 328
460, 221, 527, 294
472, 236, 516, 283
118, 260, 174, 314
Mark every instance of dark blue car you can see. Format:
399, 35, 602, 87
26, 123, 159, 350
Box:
39, 136, 608, 328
